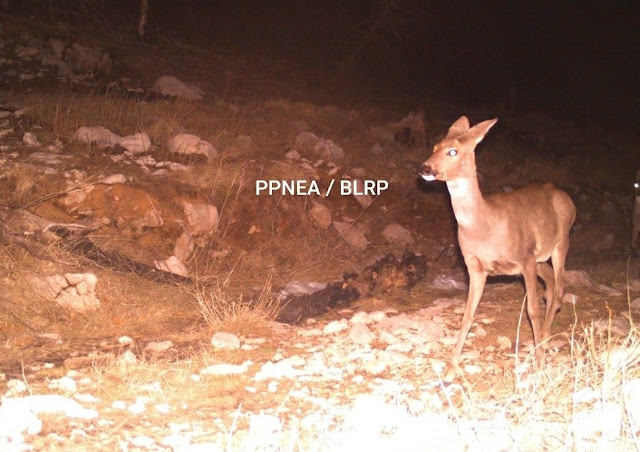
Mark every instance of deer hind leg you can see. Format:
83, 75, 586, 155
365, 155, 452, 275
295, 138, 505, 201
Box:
523, 260, 543, 360
536, 262, 555, 349
542, 240, 569, 342
443, 266, 487, 383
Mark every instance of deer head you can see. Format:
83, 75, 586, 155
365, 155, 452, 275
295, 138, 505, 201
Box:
421, 116, 497, 182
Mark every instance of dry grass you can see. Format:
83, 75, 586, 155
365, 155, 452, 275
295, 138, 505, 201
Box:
444, 317, 640, 451
17, 89, 243, 149
193, 276, 279, 335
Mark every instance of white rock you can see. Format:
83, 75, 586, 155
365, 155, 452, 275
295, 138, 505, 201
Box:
280, 281, 326, 297
2, 394, 98, 419
475, 326, 488, 338
173, 230, 195, 262
200, 361, 251, 376
564, 270, 594, 287
431, 274, 468, 291
629, 279, 640, 292
183, 201, 219, 236
333, 221, 369, 250
386, 341, 413, 353
74, 394, 99, 403
293, 131, 345, 161
118, 335, 134, 345
22, 132, 41, 146
297, 328, 323, 337
323, 319, 349, 334
152, 75, 204, 100
66, 42, 111, 75
0, 400, 42, 442
5, 379, 28, 396
145, 341, 174, 352
154, 256, 189, 277
73, 126, 121, 148
596, 284, 623, 297
310, 201, 332, 229
30, 273, 100, 313
350, 311, 372, 325
631, 298, 640, 310
382, 223, 414, 246
364, 359, 387, 375
168, 133, 217, 160
349, 323, 376, 345
118, 132, 151, 154
48, 376, 77, 392
135, 155, 156, 166
128, 398, 147, 414
111, 401, 127, 410
464, 364, 483, 374
369, 311, 388, 323
563, 293, 579, 304
211, 332, 240, 350
99, 173, 127, 185
254, 359, 301, 381
131, 436, 156, 448
285, 149, 301, 160
161, 433, 192, 449
497, 336, 512, 350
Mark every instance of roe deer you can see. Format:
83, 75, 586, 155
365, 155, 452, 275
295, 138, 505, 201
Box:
421, 116, 576, 382
633, 169, 640, 253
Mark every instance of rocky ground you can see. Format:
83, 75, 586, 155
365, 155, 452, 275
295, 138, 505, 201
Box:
1, 9, 640, 452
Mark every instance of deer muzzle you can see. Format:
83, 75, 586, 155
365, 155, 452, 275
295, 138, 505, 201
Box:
421, 164, 438, 181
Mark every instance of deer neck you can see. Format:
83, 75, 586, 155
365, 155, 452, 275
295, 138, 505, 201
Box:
446, 172, 489, 230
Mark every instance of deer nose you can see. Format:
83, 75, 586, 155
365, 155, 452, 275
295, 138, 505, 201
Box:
421, 164, 438, 181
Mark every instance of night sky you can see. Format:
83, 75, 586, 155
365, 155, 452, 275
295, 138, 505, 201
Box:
146, 1, 639, 124
11, 1, 640, 125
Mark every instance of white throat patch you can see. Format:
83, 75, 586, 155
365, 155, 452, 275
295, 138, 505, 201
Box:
446, 178, 470, 198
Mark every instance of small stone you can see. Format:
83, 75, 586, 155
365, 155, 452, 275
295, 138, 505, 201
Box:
285, 149, 301, 160
333, 221, 369, 250
382, 223, 414, 246
23, 132, 41, 146
349, 323, 375, 345
118, 335, 134, 345
310, 201, 332, 229
211, 332, 240, 350
118, 132, 151, 154
145, 341, 174, 352
497, 336, 512, 350
323, 319, 349, 334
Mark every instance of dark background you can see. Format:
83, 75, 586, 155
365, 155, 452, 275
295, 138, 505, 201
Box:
7, 1, 640, 126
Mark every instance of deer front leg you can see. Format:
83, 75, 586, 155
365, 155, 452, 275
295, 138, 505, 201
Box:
443, 264, 487, 383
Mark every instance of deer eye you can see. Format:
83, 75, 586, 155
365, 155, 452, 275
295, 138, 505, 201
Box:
447, 148, 458, 157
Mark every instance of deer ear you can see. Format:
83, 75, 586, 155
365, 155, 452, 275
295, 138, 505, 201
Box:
466, 118, 498, 145
446, 116, 470, 138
